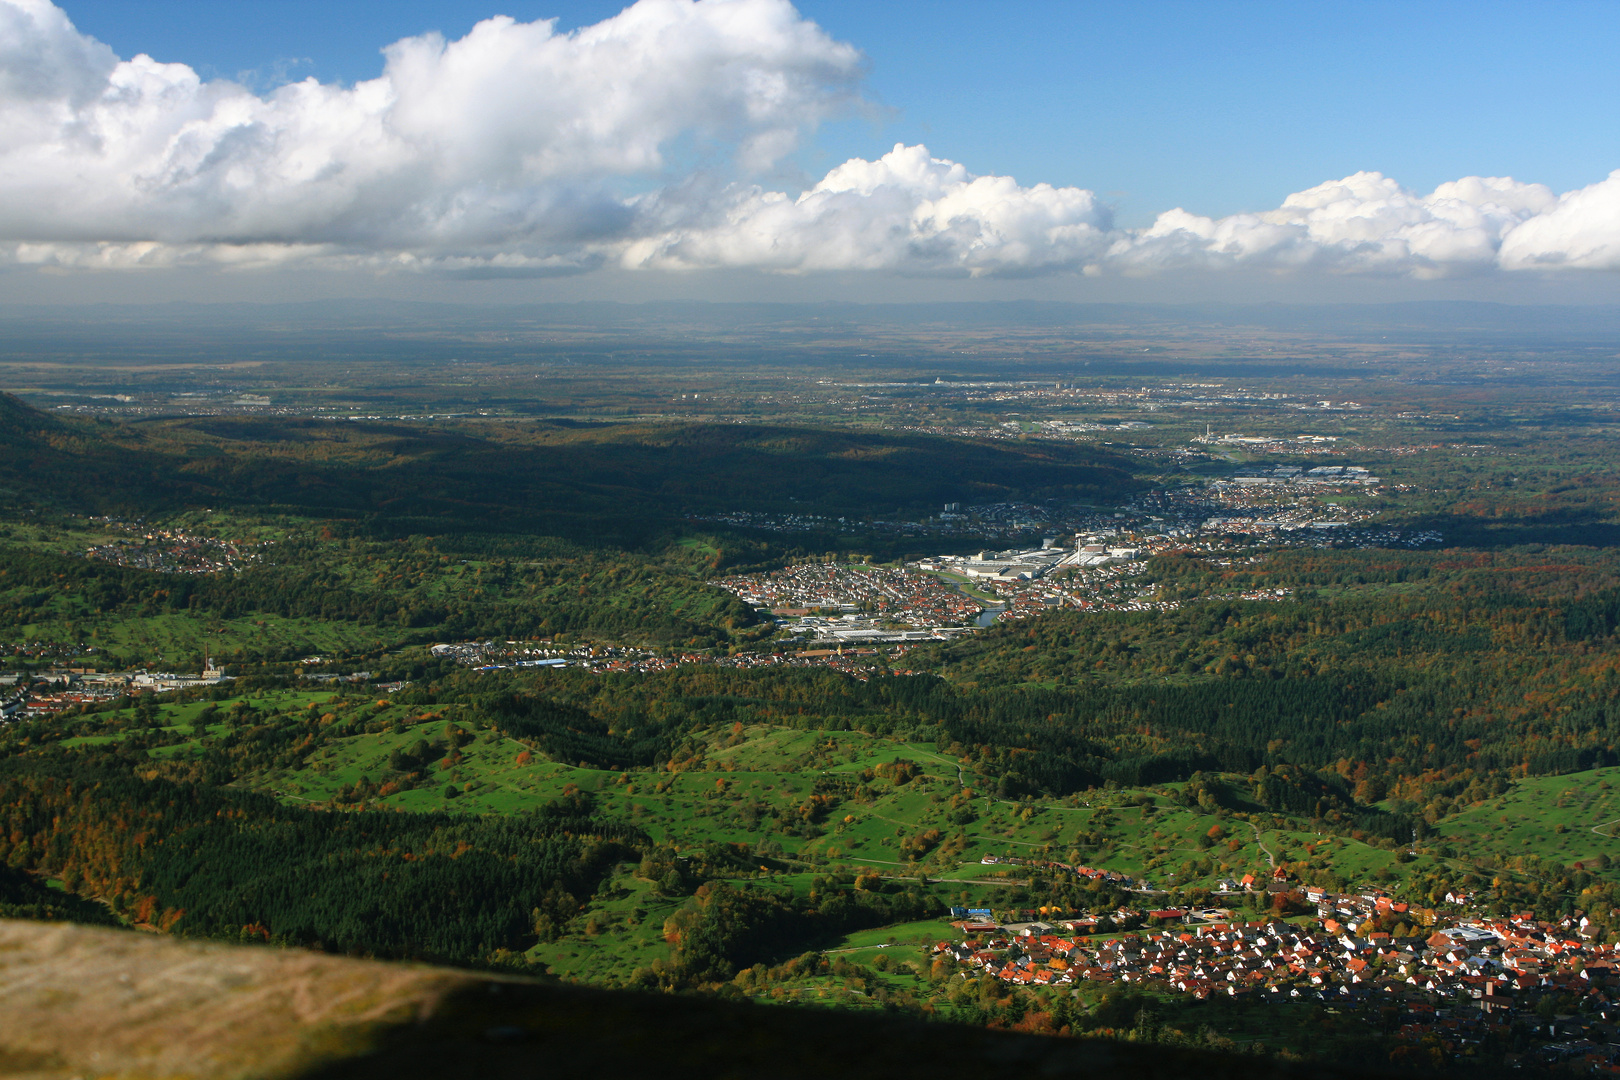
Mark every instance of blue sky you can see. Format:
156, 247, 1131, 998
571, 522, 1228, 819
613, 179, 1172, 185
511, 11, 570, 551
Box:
4, 0, 1619, 303
59, 0, 1620, 226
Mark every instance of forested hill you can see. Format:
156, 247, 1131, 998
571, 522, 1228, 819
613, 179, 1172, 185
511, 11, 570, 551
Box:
0, 390, 60, 444
0, 392, 170, 503
0, 396, 1144, 544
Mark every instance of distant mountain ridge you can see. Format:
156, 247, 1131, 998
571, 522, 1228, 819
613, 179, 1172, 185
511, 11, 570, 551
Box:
3, 298, 1619, 335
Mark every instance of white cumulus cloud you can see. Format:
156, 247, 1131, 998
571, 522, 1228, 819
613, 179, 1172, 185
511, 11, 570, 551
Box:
0, 0, 862, 260
1498, 171, 1620, 271
624, 160, 1601, 280
1, 0, 1619, 281
1112, 172, 1559, 278
624, 143, 1114, 276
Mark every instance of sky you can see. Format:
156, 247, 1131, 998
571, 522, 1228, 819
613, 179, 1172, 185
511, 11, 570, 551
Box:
3, 0, 1620, 305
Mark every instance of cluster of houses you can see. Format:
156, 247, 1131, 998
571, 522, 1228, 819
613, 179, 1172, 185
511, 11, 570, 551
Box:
83, 528, 266, 574
0, 669, 148, 720
1138, 468, 1384, 538
974, 578, 1292, 625
981, 567, 1187, 622
1222, 464, 1383, 488
936, 895, 1620, 1067
912, 530, 1303, 624
0, 640, 94, 662
427, 637, 905, 680
710, 563, 983, 630
430, 640, 651, 673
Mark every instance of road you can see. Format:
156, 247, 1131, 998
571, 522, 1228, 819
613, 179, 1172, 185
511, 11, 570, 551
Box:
1247, 821, 1276, 868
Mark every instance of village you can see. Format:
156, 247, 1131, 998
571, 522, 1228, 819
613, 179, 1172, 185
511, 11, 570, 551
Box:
82, 520, 269, 574
938, 870, 1620, 1070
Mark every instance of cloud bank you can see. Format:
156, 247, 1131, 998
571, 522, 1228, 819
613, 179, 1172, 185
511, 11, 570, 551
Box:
0, 0, 863, 270
3, 0, 1620, 280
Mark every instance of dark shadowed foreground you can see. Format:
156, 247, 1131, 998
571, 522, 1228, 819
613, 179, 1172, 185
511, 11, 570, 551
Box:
0, 920, 1394, 1080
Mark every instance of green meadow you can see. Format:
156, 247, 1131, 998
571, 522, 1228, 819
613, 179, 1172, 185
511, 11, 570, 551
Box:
36, 674, 1590, 1000
1435, 767, 1620, 870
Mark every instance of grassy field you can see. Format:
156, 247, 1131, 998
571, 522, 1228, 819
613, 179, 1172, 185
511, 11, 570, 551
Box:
261, 723, 1291, 890
1435, 767, 1620, 870
40, 691, 1540, 997
55, 699, 1426, 904
522, 864, 685, 984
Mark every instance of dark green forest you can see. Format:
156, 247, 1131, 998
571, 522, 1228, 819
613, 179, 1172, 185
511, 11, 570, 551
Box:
0, 392, 1143, 545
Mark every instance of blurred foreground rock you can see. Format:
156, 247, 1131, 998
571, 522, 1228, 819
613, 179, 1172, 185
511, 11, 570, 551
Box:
0, 919, 473, 1079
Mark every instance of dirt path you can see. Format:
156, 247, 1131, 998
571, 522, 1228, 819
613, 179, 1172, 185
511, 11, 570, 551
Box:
1247, 821, 1276, 868
900, 742, 969, 789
